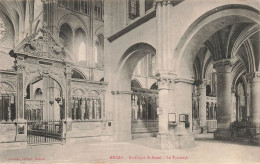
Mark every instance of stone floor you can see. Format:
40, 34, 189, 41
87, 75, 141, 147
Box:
1, 136, 260, 163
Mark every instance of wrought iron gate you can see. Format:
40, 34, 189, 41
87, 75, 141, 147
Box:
27, 120, 63, 144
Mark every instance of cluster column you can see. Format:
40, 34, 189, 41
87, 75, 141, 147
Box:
213, 60, 233, 139
155, 0, 175, 149
42, 0, 59, 40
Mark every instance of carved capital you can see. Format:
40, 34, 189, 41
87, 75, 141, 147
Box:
15, 60, 26, 72
213, 59, 232, 73
65, 66, 72, 78
155, 72, 176, 89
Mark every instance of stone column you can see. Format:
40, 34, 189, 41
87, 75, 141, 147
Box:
112, 91, 132, 141
14, 57, 27, 142
155, 0, 173, 73
42, 0, 59, 40
65, 66, 72, 121
231, 88, 237, 122
248, 72, 260, 123
195, 80, 207, 131
155, 0, 176, 149
213, 60, 232, 139
156, 76, 173, 149
170, 78, 195, 149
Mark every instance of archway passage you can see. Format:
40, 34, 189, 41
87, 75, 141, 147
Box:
25, 76, 63, 121
25, 76, 64, 144
113, 43, 156, 141
175, 5, 260, 141
131, 80, 158, 139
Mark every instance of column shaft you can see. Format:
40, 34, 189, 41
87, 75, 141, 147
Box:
198, 81, 207, 129
214, 61, 232, 129
65, 67, 72, 120
16, 72, 24, 121
249, 73, 260, 123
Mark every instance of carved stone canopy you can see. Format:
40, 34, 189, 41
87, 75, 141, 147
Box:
10, 24, 71, 62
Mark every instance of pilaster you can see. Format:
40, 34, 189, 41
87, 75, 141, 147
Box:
14, 58, 27, 142
14, 59, 26, 122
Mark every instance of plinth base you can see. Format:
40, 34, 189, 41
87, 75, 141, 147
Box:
169, 133, 195, 149
157, 132, 195, 149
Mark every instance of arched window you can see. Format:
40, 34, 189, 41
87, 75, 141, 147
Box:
131, 79, 142, 88
94, 43, 98, 64
35, 88, 43, 100
75, 28, 87, 62
94, 1, 103, 20
78, 42, 86, 61
94, 34, 104, 67
59, 24, 73, 53
150, 83, 158, 90
72, 70, 85, 79
148, 53, 156, 77
74, 0, 80, 11
236, 81, 247, 122
206, 84, 211, 96
129, 0, 140, 20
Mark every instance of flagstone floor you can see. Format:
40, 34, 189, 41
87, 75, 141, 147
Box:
1, 136, 260, 163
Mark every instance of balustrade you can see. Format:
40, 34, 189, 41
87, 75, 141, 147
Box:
72, 97, 102, 121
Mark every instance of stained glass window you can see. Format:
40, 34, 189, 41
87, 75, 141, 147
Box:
0, 17, 6, 40
129, 0, 140, 20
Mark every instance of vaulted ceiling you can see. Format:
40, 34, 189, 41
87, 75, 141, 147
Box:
193, 22, 260, 82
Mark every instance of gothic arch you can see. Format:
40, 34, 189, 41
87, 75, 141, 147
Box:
94, 25, 104, 36
58, 13, 88, 34
115, 42, 156, 91
0, 81, 15, 92
174, 5, 260, 78
59, 23, 73, 53
112, 42, 156, 141
150, 82, 158, 90
131, 79, 142, 88
72, 69, 86, 80
25, 75, 64, 97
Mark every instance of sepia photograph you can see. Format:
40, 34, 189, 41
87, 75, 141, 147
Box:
0, 0, 260, 163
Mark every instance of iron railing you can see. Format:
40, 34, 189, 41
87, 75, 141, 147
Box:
27, 120, 63, 144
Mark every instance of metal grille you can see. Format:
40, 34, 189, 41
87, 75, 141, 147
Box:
27, 120, 63, 144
